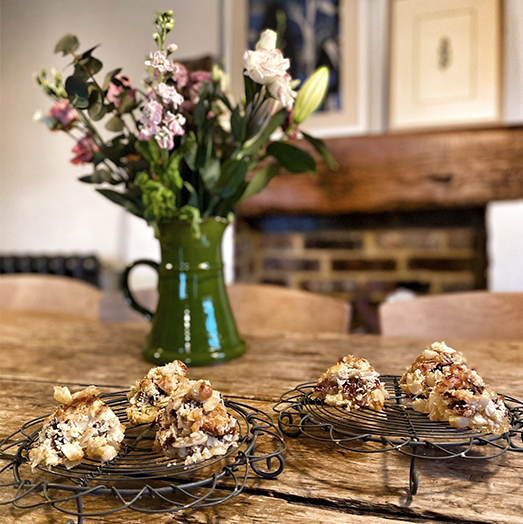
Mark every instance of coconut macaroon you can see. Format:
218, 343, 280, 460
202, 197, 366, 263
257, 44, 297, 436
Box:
426, 363, 511, 435
153, 379, 239, 464
28, 386, 125, 470
127, 360, 189, 424
313, 355, 389, 412
399, 341, 466, 412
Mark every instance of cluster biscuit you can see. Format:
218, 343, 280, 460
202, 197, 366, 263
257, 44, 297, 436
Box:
313, 355, 389, 412
399, 341, 466, 412
28, 386, 125, 470
127, 361, 239, 464
127, 360, 188, 424
400, 342, 510, 434
153, 379, 239, 464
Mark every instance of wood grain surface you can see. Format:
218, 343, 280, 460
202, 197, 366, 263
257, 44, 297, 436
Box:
1, 311, 522, 523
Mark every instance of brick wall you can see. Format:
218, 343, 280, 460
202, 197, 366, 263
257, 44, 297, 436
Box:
234, 208, 487, 333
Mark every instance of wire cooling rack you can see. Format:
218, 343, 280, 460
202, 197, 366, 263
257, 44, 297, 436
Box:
0, 391, 286, 523
275, 375, 523, 495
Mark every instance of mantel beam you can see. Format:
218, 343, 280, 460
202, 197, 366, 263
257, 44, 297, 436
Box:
237, 126, 523, 216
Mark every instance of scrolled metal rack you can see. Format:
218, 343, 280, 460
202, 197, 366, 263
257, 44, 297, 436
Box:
275, 375, 523, 495
0, 391, 286, 523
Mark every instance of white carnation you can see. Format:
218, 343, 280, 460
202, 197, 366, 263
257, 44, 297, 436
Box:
243, 48, 290, 85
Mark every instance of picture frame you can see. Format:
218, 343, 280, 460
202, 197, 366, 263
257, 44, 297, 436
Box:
223, 0, 369, 137
388, 0, 502, 131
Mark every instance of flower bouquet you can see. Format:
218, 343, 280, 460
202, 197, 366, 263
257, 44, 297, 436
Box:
34, 11, 336, 365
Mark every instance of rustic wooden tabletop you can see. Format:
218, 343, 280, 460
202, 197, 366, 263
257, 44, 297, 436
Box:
1, 310, 522, 523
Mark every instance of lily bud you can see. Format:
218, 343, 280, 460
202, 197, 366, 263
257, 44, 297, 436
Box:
256, 29, 277, 50
293, 66, 329, 124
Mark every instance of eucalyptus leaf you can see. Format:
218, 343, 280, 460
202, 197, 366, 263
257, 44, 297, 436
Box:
79, 168, 118, 184
92, 151, 106, 166
79, 45, 101, 59
77, 56, 103, 77
102, 68, 122, 90
266, 142, 316, 173
38, 116, 58, 130
100, 140, 125, 164
87, 87, 105, 120
72, 96, 89, 109
96, 188, 144, 218
65, 75, 89, 99
105, 116, 125, 132
78, 174, 96, 184
118, 95, 136, 113
54, 34, 79, 56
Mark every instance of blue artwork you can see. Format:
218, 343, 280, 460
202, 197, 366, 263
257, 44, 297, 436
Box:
248, 0, 341, 111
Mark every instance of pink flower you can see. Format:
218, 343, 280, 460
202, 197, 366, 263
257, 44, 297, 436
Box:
140, 99, 163, 125
70, 135, 99, 165
49, 100, 79, 130
185, 71, 212, 102
145, 50, 176, 74
163, 111, 186, 136
157, 83, 184, 108
189, 71, 212, 84
107, 73, 136, 109
138, 122, 158, 141
171, 63, 188, 88
154, 126, 175, 150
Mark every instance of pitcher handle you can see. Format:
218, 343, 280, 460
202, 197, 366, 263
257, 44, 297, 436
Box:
121, 259, 159, 321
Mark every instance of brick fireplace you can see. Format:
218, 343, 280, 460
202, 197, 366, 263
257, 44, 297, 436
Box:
234, 126, 523, 333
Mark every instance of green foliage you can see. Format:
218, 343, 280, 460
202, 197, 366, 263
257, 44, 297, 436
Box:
266, 142, 316, 173
54, 34, 79, 56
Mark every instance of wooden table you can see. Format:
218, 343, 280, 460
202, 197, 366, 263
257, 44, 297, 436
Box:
1, 310, 522, 523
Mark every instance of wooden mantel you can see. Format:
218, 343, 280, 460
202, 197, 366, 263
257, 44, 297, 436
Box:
237, 126, 523, 217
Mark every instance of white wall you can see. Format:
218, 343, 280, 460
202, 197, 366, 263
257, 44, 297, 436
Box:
1, 0, 522, 291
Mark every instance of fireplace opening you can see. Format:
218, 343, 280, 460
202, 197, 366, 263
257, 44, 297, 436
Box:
234, 207, 487, 333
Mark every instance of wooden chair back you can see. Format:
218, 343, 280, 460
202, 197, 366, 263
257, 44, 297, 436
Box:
0, 274, 101, 320
227, 283, 351, 335
101, 283, 351, 334
379, 291, 523, 339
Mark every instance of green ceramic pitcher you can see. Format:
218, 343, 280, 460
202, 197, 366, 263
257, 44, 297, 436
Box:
122, 217, 246, 366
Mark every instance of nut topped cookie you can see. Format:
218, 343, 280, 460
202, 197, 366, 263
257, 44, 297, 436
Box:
426, 363, 511, 435
313, 355, 389, 412
28, 386, 125, 470
127, 360, 189, 424
400, 341, 466, 412
153, 379, 239, 464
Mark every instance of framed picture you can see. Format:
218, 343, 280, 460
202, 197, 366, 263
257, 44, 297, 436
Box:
223, 0, 369, 137
388, 0, 502, 131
